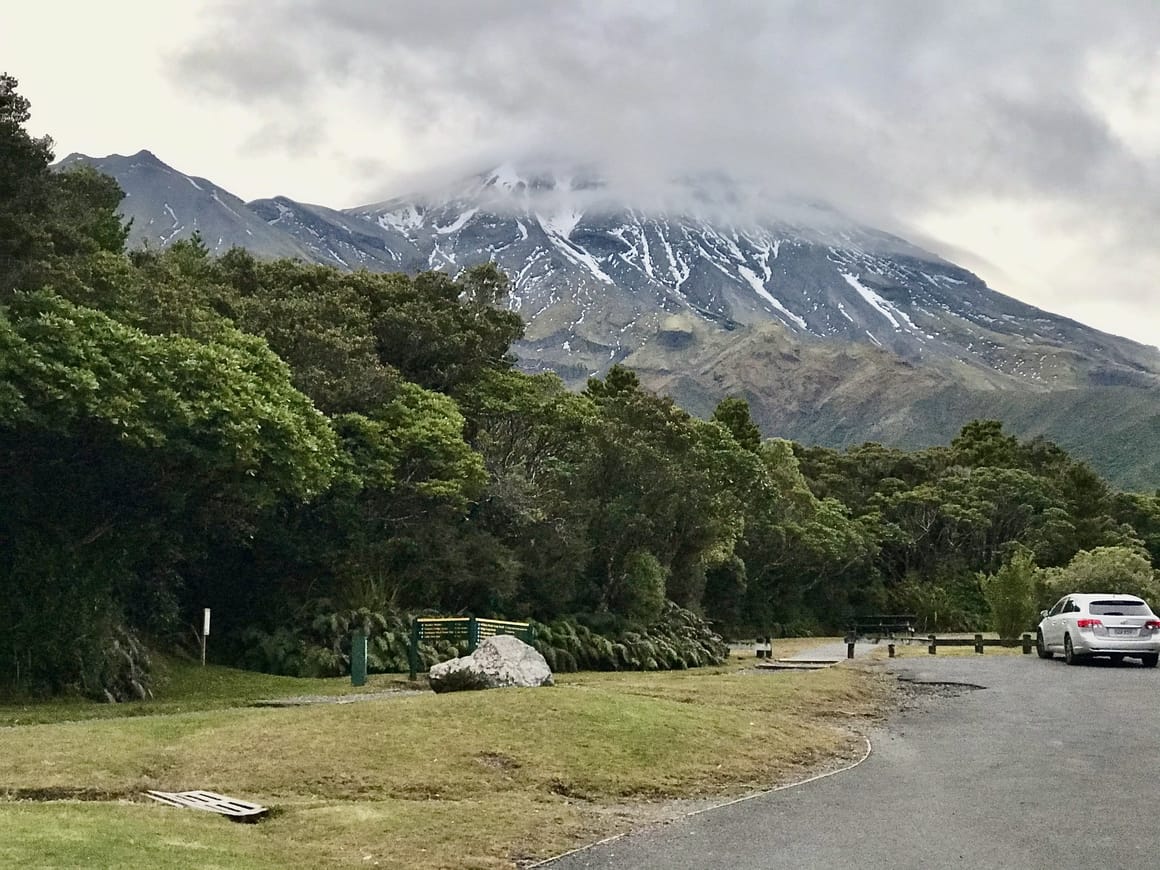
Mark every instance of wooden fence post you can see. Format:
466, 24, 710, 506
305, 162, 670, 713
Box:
974, 633, 984, 654
928, 635, 937, 655
1021, 633, 1032, 654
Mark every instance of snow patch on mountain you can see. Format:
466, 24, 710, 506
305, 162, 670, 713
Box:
161, 203, 182, 244
378, 205, 424, 233
843, 272, 902, 330
552, 235, 613, 284
489, 163, 524, 192
537, 207, 584, 240
738, 266, 807, 329
436, 208, 478, 235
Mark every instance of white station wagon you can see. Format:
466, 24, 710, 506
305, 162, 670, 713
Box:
1037, 593, 1160, 667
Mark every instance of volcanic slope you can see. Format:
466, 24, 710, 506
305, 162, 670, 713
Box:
64, 152, 1160, 489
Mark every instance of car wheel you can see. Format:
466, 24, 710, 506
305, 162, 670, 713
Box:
1064, 634, 1082, 666
1141, 653, 1159, 668
1036, 631, 1052, 659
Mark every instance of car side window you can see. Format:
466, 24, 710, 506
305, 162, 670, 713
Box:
1048, 598, 1067, 617
1068, 600, 1082, 613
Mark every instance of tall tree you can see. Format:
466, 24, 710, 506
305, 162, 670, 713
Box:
0, 74, 128, 295
0, 291, 336, 695
712, 396, 762, 452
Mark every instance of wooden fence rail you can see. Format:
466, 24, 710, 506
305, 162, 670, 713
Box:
905, 633, 1034, 656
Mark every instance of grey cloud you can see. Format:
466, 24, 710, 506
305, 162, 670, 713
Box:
175, 0, 1160, 338
177, 2, 1159, 169
241, 118, 327, 157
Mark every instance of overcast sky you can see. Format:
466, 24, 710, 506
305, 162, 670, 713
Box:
6, 1, 1160, 347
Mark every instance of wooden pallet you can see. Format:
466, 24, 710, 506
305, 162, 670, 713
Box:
755, 660, 836, 670
144, 790, 269, 821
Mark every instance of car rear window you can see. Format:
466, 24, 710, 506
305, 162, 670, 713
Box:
1089, 600, 1152, 616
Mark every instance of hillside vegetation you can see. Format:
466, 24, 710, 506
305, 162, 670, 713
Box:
69, 144, 1160, 492
3, 74, 1160, 699
633, 319, 1160, 492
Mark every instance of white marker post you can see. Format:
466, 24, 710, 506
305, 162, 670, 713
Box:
202, 608, 211, 667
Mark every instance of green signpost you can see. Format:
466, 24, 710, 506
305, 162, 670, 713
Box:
351, 630, 368, 687
408, 616, 534, 681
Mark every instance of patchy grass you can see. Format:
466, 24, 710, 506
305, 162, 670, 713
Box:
0, 801, 288, 870
0, 656, 416, 727
0, 649, 893, 868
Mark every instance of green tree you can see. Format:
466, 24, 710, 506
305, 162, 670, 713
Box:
0, 74, 128, 295
1111, 491, 1160, 568
982, 547, 1038, 639
0, 291, 336, 695
365, 267, 524, 397
734, 439, 879, 635
579, 368, 755, 614
951, 419, 1020, 468
456, 368, 598, 619
0, 72, 56, 292
1037, 546, 1160, 608
206, 255, 401, 414
615, 550, 667, 624
712, 396, 762, 452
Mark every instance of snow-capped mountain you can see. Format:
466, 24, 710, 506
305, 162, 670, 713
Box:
60, 151, 1160, 488
344, 162, 1160, 392
57, 150, 311, 260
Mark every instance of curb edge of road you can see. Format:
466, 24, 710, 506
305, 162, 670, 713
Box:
528, 732, 874, 868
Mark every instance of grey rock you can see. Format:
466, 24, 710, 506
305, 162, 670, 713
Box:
427, 635, 554, 693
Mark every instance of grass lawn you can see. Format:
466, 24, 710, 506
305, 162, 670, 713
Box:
0, 649, 892, 869
0, 656, 417, 727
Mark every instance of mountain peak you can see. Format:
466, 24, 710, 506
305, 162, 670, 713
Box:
46, 150, 1160, 488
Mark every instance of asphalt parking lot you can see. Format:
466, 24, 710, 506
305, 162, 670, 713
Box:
542, 654, 1160, 869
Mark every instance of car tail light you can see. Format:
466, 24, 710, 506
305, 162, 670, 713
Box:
1146, 620, 1160, 630
1076, 618, 1102, 629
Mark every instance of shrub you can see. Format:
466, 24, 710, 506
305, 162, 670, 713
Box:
531, 601, 728, 672
982, 547, 1038, 639
240, 601, 445, 677
1036, 546, 1160, 608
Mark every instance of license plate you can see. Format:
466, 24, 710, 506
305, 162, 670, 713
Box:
1114, 628, 1138, 636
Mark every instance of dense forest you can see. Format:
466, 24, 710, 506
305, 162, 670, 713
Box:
4, 74, 1160, 698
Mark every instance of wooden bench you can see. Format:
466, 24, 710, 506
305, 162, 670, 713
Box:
851, 614, 917, 642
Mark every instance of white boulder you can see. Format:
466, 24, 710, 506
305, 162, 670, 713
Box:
428, 634, 554, 693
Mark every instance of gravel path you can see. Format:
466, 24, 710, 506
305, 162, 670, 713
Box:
777, 638, 884, 662
251, 689, 426, 707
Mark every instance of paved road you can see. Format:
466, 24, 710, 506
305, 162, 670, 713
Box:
542, 654, 1160, 869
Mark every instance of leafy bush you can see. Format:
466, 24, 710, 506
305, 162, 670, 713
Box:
618, 549, 667, 624
78, 625, 153, 702
1035, 546, 1160, 610
531, 601, 728, 672
240, 601, 468, 678
982, 547, 1038, 639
